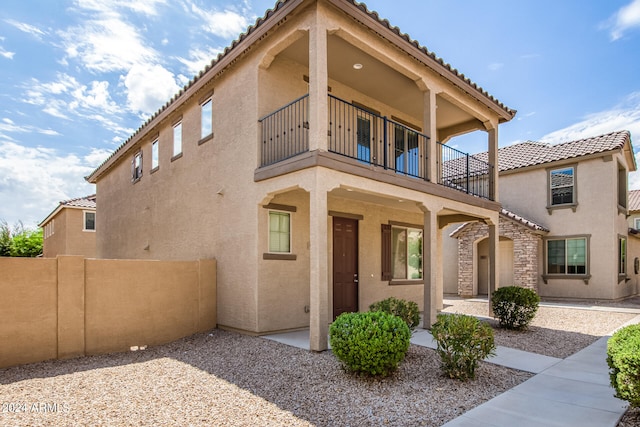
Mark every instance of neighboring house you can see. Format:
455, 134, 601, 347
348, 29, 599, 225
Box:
87, 0, 517, 350
39, 195, 97, 258
445, 131, 637, 300
628, 189, 640, 230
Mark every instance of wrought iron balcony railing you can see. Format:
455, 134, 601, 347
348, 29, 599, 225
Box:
259, 94, 493, 200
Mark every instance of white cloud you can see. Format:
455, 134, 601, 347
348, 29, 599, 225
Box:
189, 3, 250, 39
23, 73, 124, 131
4, 19, 46, 39
537, 92, 640, 189
177, 46, 223, 77
605, 0, 640, 41
0, 141, 95, 226
488, 62, 504, 71
74, 0, 167, 16
58, 17, 158, 72
540, 92, 640, 145
0, 47, 15, 59
122, 63, 180, 115
0, 117, 62, 140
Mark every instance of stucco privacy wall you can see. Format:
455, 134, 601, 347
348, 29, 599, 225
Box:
0, 256, 216, 369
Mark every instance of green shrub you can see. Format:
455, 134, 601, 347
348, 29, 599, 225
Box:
329, 311, 411, 377
608, 324, 640, 407
431, 313, 496, 381
491, 286, 540, 330
369, 297, 420, 331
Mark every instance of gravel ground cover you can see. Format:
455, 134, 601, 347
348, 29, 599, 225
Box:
441, 299, 639, 358
1, 330, 530, 427
1, 298, 638, 427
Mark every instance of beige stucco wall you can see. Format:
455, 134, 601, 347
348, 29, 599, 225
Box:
499, 153, 633, 299
93, 0, 507, 335
0, 256, 216, 369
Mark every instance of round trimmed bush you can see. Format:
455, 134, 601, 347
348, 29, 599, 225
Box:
329, 311, 410, 376
491, 286, 540, 330
431, 313, 496, 381
608, 324, 640, 407
369, 297, 420, 331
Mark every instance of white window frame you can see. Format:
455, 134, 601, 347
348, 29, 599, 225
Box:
83, 211, 96, 232
173, 122, 182, 158
634, 218, 640, 230
201, 98, 212, 139
151, 139, 159, 170
268, 210, 292, 254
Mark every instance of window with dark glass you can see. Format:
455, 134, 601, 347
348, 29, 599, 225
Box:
547, 237, 586, 275
550, 167, 574, 205
394, 124, 419, 176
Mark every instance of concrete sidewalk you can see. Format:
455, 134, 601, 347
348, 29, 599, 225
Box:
441, 336, 627, 427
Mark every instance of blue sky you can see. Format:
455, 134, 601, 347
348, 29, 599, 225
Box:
1, 0, 640, 227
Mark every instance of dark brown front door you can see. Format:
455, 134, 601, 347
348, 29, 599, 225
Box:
333, 217, 358, 319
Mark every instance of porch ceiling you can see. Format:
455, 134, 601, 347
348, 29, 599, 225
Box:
278, 33, 477, 132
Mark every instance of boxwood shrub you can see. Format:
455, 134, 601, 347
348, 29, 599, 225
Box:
431, 313, 496, 381
491, 286, 540, 330
329, 311, 410, 377
369, 297, 420, 332
608, 324, 640, 407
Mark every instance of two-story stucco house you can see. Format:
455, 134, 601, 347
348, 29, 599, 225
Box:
87, 0, 517, 350
39, 195, 97, 258
445, 131, 637, 301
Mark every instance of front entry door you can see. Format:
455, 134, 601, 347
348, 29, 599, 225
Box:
333, 217, 358, 319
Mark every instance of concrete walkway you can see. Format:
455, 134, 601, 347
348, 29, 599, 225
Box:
263, 311, 640, 426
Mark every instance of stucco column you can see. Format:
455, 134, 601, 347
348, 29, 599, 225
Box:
488, 222, 499, 316
308, 8, 329, 153
488, 126, 499, 201
424, 88, 438, 183
309, 185, 329, 351
423, 209, 438, 328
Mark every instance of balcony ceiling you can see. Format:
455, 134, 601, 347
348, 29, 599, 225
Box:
278, 33, 477, 132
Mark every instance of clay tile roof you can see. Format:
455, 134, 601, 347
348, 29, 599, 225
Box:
500, 208, 549, 232
449, 207, 548, 237
630, 190, 640, 212
472, 130, 632, 172
61, 194, 96, 209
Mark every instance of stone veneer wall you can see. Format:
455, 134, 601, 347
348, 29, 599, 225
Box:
456, 218, 542, 296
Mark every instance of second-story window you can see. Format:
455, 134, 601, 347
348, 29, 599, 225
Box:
549, 166, 575, 206
201, 98, 212, 139
173, 122, 182, 158
132, 151, 142, 182
151, 139, 159, 170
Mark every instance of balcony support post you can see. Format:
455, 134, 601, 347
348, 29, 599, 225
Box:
423, 88, 438, 183
422, 208, 438, 329
308, 8, 329, 153
487, 125, 499, 201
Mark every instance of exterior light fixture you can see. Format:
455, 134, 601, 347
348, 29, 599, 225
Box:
353, 63, 363, 70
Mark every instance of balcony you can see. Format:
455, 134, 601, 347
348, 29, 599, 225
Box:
258, 94, 494, 200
